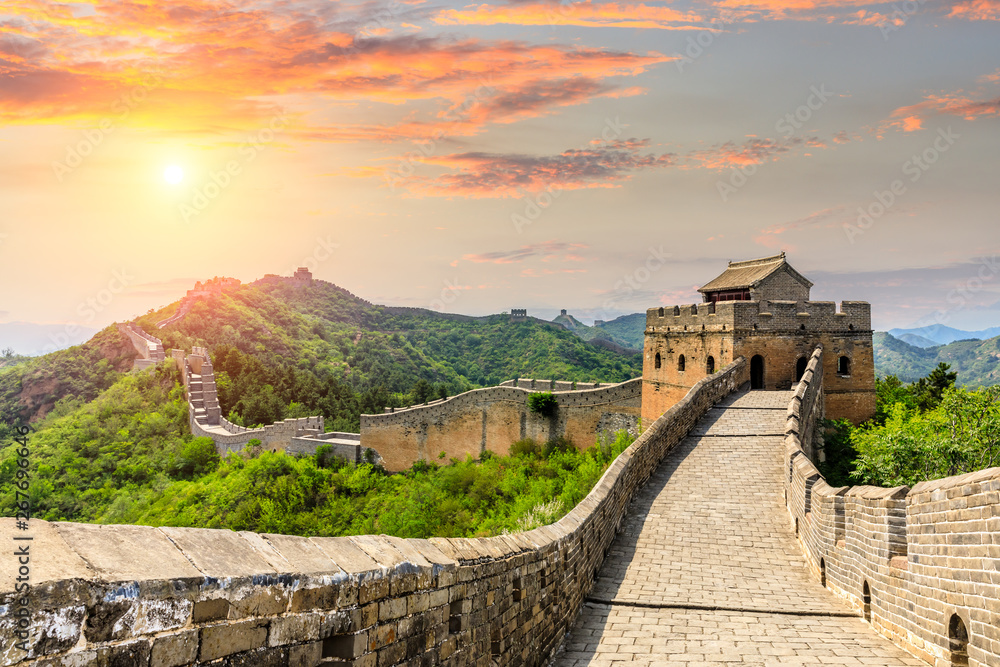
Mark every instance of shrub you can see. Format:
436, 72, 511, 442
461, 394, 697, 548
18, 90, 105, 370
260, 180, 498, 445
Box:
527, 392, 558, 417
509, 438, 541, 458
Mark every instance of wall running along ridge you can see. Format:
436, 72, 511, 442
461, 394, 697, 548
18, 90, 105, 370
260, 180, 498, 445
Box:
0, 360, 748, 667
360, 378, 643, 472
787, 345, 1000, 667
118, 322, 166, 371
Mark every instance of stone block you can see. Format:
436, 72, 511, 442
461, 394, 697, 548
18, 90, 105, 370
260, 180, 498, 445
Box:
151, 630, 198, 667
158, 527, 276, 578
199, 619, 268, 662
53, 523, 200, 582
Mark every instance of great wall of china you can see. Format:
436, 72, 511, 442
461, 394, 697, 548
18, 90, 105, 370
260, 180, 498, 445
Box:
8, 259, 995, 666
117, 317, 641, 470
3, 349, 997, 666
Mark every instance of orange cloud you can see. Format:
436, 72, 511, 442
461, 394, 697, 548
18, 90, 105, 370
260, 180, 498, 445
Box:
401, 140, 674, 197
0, 0, 668, 137
948, 0, 1000, 20
881, 90, 1000, 134
435, 2, 703, 30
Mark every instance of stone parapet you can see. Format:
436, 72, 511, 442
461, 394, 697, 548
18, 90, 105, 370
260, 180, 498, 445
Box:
0, 360, 748, 667
785, 346, 1000, 667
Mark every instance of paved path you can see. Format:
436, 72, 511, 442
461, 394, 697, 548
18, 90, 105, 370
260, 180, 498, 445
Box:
555, 390, 926, 667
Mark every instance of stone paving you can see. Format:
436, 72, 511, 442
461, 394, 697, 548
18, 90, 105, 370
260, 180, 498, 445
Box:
554, 390, 927, 667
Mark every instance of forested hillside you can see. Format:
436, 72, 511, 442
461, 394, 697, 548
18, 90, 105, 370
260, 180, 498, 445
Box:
874, 332, 1000, 386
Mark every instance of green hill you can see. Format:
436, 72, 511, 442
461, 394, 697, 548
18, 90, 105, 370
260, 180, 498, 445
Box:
592, 313, 646, 350
874, 332, 1000, 386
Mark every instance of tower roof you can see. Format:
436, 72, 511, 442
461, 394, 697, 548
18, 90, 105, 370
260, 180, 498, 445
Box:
697, 252, 813, 294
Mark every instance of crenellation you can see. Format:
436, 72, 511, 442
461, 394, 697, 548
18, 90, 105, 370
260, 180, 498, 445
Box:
786, 346, 1000, 667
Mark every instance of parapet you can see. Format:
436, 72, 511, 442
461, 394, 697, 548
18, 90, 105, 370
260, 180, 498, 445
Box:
645, 300, 871, 333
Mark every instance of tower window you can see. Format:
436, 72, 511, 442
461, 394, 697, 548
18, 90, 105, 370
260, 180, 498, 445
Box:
706, 356, 715, 374
654, 352, 661, 369
678, 355, 685, 372
838, 356, 851, 376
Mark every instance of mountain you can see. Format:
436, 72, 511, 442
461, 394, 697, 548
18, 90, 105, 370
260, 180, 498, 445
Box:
3, 275, 643, 431
550, 311, 640, 351
592, 313, 645, 350
874, 332, 1000, 386
895, 333, 939, 348
888, 324, 1000, 346
0, 321, 99, 356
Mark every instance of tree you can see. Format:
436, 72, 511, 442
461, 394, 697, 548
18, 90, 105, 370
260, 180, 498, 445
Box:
411, 379, 433, 404
912, 362, 958, 411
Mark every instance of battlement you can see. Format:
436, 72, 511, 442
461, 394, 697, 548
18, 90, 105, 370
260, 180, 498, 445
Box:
118, 321, 166, 370
645, 300, 871, 333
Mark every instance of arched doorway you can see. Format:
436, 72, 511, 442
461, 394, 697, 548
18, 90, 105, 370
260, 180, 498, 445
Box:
751, 355, 765, 389
706, 356, 715, 374
795, 356, 808, 382
949, 614, 969, 666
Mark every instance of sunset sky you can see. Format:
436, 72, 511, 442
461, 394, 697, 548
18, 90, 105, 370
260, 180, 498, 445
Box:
1, 0, 998, 342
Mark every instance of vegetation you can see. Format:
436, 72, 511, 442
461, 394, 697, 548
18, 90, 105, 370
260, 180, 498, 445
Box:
873, 331, 1000, 386
0, 365, 635, 536
527, 392, 558, 417
821, 362, 1000, 488
127, 279, 641, 431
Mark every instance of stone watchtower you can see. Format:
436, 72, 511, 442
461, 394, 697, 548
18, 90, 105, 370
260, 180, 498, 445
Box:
641, 252, 875, 424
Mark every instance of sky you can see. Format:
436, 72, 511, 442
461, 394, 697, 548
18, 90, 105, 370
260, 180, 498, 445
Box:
0, 0, 998, 345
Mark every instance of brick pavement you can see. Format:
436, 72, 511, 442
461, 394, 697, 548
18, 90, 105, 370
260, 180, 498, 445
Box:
554, 390, 927, 667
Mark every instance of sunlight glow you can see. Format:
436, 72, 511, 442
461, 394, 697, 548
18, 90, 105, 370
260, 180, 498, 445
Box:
164, 165, 184, 185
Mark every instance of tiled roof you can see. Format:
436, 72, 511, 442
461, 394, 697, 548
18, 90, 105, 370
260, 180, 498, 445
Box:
698, 252, 813, 293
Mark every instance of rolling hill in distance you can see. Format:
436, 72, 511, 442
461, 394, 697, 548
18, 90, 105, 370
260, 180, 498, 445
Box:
1, 275, 642, 429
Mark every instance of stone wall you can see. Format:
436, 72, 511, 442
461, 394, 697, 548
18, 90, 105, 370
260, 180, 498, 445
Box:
785, 347, 1000, 667
360, 379, 643, 472
118, 322, 166, 371
169, 341, 332, 458
643, 300, 875, 424
0, 359, 748, 667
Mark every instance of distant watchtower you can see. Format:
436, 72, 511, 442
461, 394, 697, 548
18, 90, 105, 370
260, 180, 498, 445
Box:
510, 308, 527, 323
642, 253, 875, 425
293, 267, 313, 286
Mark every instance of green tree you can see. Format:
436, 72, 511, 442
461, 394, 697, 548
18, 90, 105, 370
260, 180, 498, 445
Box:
527, 392, 558, 417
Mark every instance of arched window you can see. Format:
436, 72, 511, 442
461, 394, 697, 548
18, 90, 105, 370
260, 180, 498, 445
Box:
949, 614, 969, 667
654, 352, 661, 369
706, 356, 715, 374
838, 356, 851, 376
862, 581, 871, 623
678, 355, 686, 372
673, 305, 680, 316
658, 307, 664, 317
690, 305, 698, 315
796, 357, 808, 382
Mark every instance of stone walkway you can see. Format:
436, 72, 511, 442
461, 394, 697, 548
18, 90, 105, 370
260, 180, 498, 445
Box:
554, 390, 927, 667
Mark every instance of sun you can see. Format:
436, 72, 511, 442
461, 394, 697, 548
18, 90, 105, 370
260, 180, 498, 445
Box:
163, 165, 184, 185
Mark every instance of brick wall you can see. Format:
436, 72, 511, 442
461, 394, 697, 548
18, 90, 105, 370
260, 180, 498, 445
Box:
360, 379, 643, 472
786, 347, 1000, 667
0, 360, 748, 667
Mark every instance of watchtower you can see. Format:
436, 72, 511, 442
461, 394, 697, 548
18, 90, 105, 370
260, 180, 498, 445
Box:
642, 253, 875, 424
